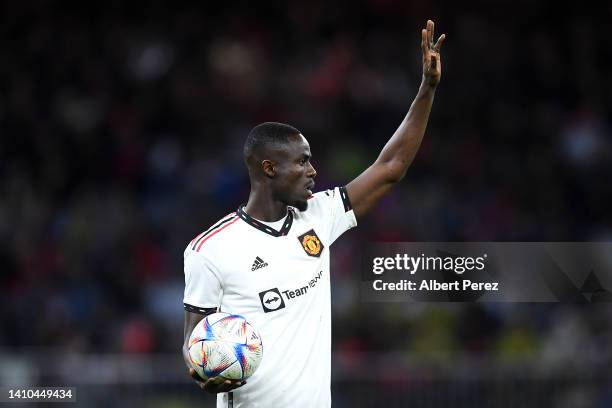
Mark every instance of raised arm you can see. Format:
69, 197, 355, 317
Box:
346, 20, 445, 218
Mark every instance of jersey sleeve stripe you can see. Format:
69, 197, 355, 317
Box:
191, 214, 238, 250
339, 186, 353, 212
190, 212, 236, 244
196, 216, 240, 251
191, 212, 236, 243
184, 303, 217, 316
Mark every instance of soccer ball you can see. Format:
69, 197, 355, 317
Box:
188, 312, 263, 381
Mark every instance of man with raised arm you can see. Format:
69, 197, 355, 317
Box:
183, 19, 445, 408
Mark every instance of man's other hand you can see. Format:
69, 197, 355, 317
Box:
189, 368, 246, 393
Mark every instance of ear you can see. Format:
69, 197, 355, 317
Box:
262, 160, 276, 178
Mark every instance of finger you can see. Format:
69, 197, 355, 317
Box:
216, 380, 235, 393
189, 368, 203, 381
433, 33, 446, 52
227, 381, 246, 391
203, 377, 221, 390
218, 379, 245, 392
421, 28, 428, 54
427, 20, 434, 48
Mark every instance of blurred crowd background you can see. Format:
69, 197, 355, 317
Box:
1, 0, 612, 406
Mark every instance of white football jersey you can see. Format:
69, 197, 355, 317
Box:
184, 186, 357, 408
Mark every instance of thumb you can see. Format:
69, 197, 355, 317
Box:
189, 368, 205, 381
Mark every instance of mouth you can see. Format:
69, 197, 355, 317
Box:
305, 182, 315, 196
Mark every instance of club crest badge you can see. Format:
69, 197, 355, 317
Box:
298, 229, 324, 257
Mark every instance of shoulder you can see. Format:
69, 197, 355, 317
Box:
302, 187, 351, 214
185, 212, 241, 255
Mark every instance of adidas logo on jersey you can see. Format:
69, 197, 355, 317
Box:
251, 256, 269, 271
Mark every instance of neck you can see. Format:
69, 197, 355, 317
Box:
244, 189, 288, 222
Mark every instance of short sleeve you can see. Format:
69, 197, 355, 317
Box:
183, 246, 222, 310
315, 186, 357, 244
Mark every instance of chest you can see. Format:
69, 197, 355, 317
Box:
223, 229, 327, 289
222, 225, 329, 311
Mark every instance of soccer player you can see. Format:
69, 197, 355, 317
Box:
183, 20, 445, 407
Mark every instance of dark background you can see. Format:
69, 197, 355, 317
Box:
1, 0, 611, 406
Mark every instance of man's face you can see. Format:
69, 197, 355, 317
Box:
271, 134, 317, 211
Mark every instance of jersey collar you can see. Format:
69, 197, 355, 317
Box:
237, 206, 294, 237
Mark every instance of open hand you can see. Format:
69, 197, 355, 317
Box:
421, 20, 446, 87
189, 368, 246, 394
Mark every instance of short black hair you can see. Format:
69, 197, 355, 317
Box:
243, 122, 301, 160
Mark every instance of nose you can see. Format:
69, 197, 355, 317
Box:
308, 162, 317, 178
